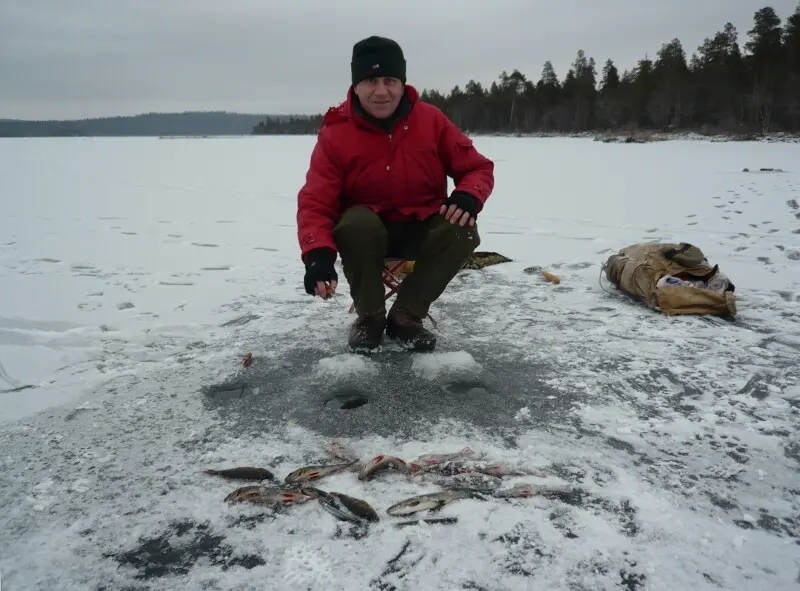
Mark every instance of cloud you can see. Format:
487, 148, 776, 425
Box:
1, 0, 797, 119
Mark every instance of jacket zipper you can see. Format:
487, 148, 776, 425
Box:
387, 131, 393, 207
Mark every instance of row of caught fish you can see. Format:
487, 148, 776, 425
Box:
219, 480, 539, 525
202, 442, 548, 525
203, 443, 544, 489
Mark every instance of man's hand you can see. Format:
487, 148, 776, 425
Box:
303, 248, 338, 300
440, 191, 479, 227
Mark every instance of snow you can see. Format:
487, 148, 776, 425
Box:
1, 135, 799, 590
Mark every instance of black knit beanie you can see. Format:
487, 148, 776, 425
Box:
351, 36, 407, 85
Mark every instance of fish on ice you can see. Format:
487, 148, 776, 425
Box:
224, 484, 324, 506
393, 517, 459, 528
284, 458, 360, 484
386, 488, 489, 516
324, 441, 361, 463
358, 455, 411, 481
425, 472, 504, 490
318, 491, 379, 523
407, 446, 478, 471
202, 467, 274, 481
411, 460, 544, 478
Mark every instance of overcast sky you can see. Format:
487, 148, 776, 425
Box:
1, 0, 798, 120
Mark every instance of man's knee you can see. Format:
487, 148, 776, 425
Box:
427, 216, 481, 255
333, 206, 387, 251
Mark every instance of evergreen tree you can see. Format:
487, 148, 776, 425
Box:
251, 4, 800, 137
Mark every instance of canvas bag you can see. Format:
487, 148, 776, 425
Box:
604, 242, 737, 317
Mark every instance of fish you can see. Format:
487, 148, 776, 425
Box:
357, 455, 411, 481
494, 464, 547, 478
386, 488, 489, 516
202, 467, 274, 481
409, 460, 492, 477
393, 517, 459, 528
492, 483, 538, 498
411, 460, 544, 479
318, 491, 379, 523
407, 446, 478, 471
427, 472, 503, 490
284, 459, 359, 484
494, 482, 577, 501
223, 484, 324, 506
324, 441, 361, 463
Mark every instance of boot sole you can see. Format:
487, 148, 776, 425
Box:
385, 327, 436, 352
350, 344, 381, 356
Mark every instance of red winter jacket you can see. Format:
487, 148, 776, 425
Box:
296, 84, 494, 260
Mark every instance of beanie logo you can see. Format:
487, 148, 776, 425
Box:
371, 63, 380, 69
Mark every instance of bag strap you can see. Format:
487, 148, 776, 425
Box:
663, 243, 691, 261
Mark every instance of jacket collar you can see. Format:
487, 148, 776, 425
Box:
343, 84, 419, 132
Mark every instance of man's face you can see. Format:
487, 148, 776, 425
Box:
353, 77, 404, 119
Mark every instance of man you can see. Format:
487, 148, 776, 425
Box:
296, 35, 495, 352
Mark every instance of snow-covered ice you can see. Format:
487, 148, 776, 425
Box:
1, 135, 799, 590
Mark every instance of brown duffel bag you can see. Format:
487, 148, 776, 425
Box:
604, 242, 737, 317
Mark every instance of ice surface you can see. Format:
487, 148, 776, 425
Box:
1, 136, 799, 590
411, 350, 480, 380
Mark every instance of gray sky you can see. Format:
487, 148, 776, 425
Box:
1, 0, 798, 120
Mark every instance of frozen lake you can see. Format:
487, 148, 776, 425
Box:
1, 135, 798, 590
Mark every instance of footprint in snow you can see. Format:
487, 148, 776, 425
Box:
190, 242, 219, 248
78, 300, 102, 312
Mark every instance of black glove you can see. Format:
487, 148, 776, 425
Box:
442, 191, 480, 219
303, 247, 338, 296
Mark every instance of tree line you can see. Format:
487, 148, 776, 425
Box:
0, 112, 268, 137
253, 4, 800, 136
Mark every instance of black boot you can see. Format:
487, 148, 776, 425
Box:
386, 307, 436, 351
348, 313, 386, 352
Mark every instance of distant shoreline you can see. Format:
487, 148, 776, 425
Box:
2, 130, 798, 143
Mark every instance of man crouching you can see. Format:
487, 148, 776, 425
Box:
296, 35, 495, 352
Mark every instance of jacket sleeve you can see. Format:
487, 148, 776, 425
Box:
437, 113, 495, 213
296, 131, 343, 260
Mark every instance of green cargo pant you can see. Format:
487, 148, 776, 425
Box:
332, 206, 480, 319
